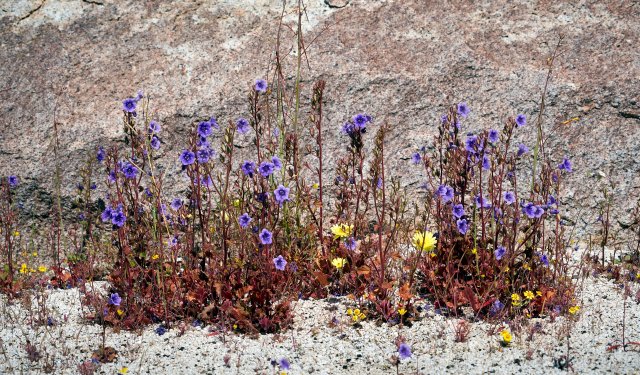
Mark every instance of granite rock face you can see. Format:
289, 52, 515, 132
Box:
1, 0, 639, 239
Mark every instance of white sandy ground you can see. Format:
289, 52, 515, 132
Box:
1, 275, 639, 375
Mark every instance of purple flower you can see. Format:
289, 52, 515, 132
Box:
7, 175, 19, 187
150, 136, 161, 150
533, 205, 545, 218
180, 150, 195, 166
236, 118, 250, 134
522, 202, 536, 218
122, 162, 138, 179
155, 325, 167, 336
456, 219, 469, 235
241, 161, 255, 177
274, 185, 290, 205
457, 102, 470, 118
503, 191, 516, 205
170, 198, 183, 211
489, 300, 504, 316
517, 143, 529, 156
135, 90, 144, 101
111, 210, 126, 228
100, 207, 113, 223
278, 358, 290, 370
273, 255, 287, 271
238, 213, 252, 228
411, 152, 421, 165
452, 204, 465, 218
475, 195, 491, 208
196, 149, 210, 163
97, 147, 105, 162
198, 175, 212, 188
345, 237, 357, 251
352, 113, 372, 129
495, 246, 506, 260
258, 161, 275, 178
197, 121, 212, 138
272, 155, 282, 170
108, 293, 121, 306
255, 79, 268, 93
482, 154, 491, 170
558, 157, 572, 172
149, 121, 161, 134
437, 184, 454, 202
122, 98, 137, 113
108, 171, 116, 183
440, 114, 448, 124
488, 129, 499, 144
259, 228, 273, 245
465, 134, 478, 153
515, 114, 526, 127
539, 253, 549, 266
398, 343, 412, 360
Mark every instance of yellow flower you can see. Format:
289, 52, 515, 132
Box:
117, 309, 124, 316
511, 293, 521, 307
118, 367, 128, 374
312, 183, 319, 189
568, 305, 580, 315
347, 308, 365, 322
412, 231, 437, 252
32, 252, 38, 257
331, 224, 353, 239
523, 290, 534, 300
471, 247, 477, 255
523, 263, 531, 271
13, 231, 20, 237
500, 330, 512, 345
332, 257, 347, 269
37, 266, 47, 273
233, 199, 241, 207
19, 263, 28, 274
536, 291, 542, 297
151, 254, 159, 260
398, 308, 407, 316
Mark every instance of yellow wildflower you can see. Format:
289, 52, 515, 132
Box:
19, 263, 28, 274
500, 330, 512, 345
151, 254, 159, 260
233, 199, 241, 207
32, 252, 38, 257
471, 247, 477, 255
331, 223, 353, 239
13, 231, 20, 237
511, 293, 521, 307
117, 309, 124, 316
412, 230, 437, 252
523, 290, 534, 300
568, 305, 580, 315
398, 308, 407, 316
347, 308, 365, 322
118, 367, 128, 374
37, 266, 47, 273
536, 291, 542, 297
332, 257, 347, 269
312, 183, 319, 189
523, 263, 531, 271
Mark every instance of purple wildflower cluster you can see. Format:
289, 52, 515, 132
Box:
274, 185, 290, 205
436, 184, 454, 202
522, 201, 545, 219
101, 204, 127, 228
341, 112, 373, 135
